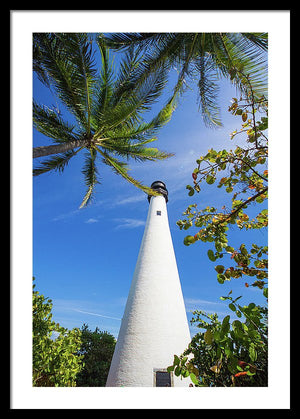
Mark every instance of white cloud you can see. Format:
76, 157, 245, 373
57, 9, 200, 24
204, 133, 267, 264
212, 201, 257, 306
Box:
113, 218, 146, 230
85, 218, 99, 224
115, 194, 145, 206
52, 209, 80, 221
184, 297, 241, 326
185, 297, 224, 307
185, 297, 225, 315
184, 298, 225, 315
51, 298, 124, 333
72, 308, 121, 321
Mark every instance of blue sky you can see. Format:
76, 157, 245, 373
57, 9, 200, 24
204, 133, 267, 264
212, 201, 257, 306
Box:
33, 39, 268, 339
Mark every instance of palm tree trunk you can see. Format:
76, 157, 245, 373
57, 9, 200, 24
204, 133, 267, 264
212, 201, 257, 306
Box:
33, 139, 88, 158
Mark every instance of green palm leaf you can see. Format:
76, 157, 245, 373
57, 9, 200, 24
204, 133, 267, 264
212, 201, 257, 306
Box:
212, 33, 268, 99
101, 137, 174, 162
33, 101, 77, 143
33, 33, 174, 208
33, 149, 80, 176
33, 33, 96, 131
80, 149, 100, 208
93, 44, 168, 136
90, 37, 115, 130
96, 148, 159, 197
195, 54, 222, 127
102, 32, 268, 126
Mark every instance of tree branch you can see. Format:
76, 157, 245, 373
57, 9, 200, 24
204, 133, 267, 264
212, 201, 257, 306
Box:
218, 187, 268, 226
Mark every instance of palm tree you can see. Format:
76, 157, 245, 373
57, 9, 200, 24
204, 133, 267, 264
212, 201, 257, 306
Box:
102, 33, 268, 127
33, 33, 176, 208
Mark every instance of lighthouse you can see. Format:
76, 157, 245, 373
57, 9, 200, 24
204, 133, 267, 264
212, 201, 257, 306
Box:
106, 181, 191, 387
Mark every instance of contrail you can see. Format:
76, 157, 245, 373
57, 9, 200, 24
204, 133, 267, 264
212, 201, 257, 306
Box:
73, 308, 121, 321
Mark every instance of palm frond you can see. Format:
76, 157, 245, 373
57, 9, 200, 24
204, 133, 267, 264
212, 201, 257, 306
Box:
68, 33, 97, 135
103, 33, 185, 98
129, 34, 184, 89
100, 112, 174, 143
93, 65, 167, 136
146, 94, 178, 134
100, 137, 174, 162
91, 36, 115, 129
96, 147, 159, 196
102, 32, 268, 125
79, 149, 100, 208
99, 123, 154, 143
33, 33, 51, 87
171, 33, 202, 101
33, 149, 78, 176
33, 33, 96, 130
240, 32, 268, 51
33, 101, 77, 143
112, 47, 140, 100
195, 54, 222, 127
213, 33, 268, 99
101, 33, 164, 51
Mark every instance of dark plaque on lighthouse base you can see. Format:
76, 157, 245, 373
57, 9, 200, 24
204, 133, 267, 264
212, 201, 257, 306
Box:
154, 370, 172, 387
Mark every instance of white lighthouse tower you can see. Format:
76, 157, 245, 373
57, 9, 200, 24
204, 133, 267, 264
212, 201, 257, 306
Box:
106, 181, 191, 387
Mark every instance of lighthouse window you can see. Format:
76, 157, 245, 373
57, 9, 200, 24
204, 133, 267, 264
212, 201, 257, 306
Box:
156, 211, 161, 216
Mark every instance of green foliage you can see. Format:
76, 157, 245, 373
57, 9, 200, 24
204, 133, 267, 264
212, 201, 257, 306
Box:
103, 33, 268, 127
32, 279, 84, 386
172, 80, 268, 387
76, 324, 116, 387
33, 33, 176, 208
168, 297, 268, 387
177, 81, 268, 290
